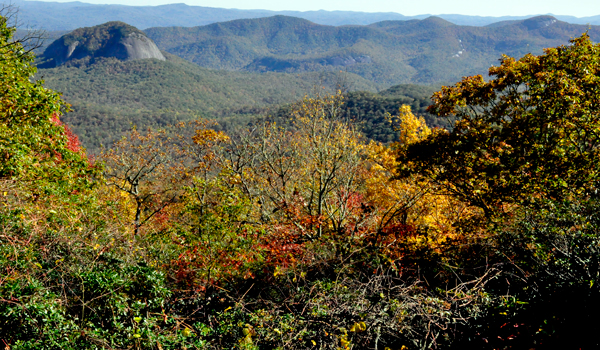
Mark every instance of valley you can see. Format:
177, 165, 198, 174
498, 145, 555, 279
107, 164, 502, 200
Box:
34, 15, 600, 150
3, 2, 600, 349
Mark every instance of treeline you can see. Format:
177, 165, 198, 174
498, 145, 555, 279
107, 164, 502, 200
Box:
3, 10, 600, 350
38, 52, 443, 150
37, 53, 380, 150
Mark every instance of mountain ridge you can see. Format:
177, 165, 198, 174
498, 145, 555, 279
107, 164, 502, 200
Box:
143, 15, 600, 86
12, 0, 600, 31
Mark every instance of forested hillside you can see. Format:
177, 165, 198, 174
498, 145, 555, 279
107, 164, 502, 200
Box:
145, 15, 600, 85
36, 16, 600, 152
39, 52, 442, 150
37, 51, 378, 150
36, 22, 443, 150
271, 84, 443, 143
4, 6, 600, 348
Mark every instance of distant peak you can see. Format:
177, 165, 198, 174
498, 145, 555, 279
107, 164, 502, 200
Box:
522, 15, 559, 30
421, 16, 455, 27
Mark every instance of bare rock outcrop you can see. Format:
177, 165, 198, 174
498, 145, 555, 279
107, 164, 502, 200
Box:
39, 21, 165, 67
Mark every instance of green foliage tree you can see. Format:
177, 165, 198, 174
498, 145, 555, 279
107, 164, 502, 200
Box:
392, 33, 600, 348
398, 33, 600, 215
0, 9, 94, 197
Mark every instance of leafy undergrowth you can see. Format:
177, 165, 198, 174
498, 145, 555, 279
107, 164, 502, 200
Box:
3, 10, 600, 349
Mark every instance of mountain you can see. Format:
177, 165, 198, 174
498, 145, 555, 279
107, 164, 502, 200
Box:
39, 50, 441, 150
12, 0, 409, 31
36, 22, 444, 149
555, 15, 600, 25
38, 22, 164, 68
37, 51, 378, 150
144, 15, 600, 86
35, 16, 600, 150
10, 0, 600, 31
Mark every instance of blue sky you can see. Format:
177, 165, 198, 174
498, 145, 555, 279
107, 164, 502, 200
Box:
38, 0, 599, 17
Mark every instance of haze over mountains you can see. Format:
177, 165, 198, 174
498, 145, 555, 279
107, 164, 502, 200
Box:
13, 0, 600, 31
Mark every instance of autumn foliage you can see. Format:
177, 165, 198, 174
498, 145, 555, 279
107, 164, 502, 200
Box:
3, 13, 600, 349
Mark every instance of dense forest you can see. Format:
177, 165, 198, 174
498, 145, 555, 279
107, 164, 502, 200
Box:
35, 18, 600, 151
37, 50, 439, 150
3, 8, 600, 350
144, 15, 600, 86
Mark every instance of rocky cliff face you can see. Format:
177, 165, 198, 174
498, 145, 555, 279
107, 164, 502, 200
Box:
39, 21, 165, 67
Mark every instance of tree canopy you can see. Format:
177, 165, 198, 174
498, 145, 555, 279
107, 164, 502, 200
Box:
398, 33, 600, 214
0, 11, 95, 196
4, 12, 600, 349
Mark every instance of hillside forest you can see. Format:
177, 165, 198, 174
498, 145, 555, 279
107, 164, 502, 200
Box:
31, 15, 600, 152
3, 7, 600, 350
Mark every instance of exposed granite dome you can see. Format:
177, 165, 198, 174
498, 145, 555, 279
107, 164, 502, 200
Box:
39, 21, 165, 67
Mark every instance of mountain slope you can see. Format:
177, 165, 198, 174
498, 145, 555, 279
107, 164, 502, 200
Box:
285, 84, 443, 144
144, 15, 600, 86
38, 52, 377, 150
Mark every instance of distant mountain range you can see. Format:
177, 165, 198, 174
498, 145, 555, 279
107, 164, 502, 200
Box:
36, 22, 379, 149
38, 15, 600, 88
12, 0, 600, 31
143, 15, 600, 86
33, 16, 600, 149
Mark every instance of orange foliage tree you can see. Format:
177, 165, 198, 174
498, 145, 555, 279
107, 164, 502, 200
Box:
101, 127, 189, 235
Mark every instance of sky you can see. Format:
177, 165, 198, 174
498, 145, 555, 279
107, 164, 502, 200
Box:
38, 0, 600, 17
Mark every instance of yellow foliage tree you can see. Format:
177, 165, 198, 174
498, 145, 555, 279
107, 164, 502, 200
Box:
366, 106, 476, 254
224, 91, 372, 239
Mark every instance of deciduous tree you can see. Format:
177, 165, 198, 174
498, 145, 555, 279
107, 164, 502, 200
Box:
398, 33, 600, 215
0, 9, 94, 199
101, 127, 187, 234
225, 91, 370, 239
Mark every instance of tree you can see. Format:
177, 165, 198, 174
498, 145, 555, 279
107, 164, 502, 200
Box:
398, 33, 600, 215
224, 91, 370, 239
101, 127, 187, 234
365, 106, 476, 259
0, 4, 46, 62
0, 9, 94, 198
